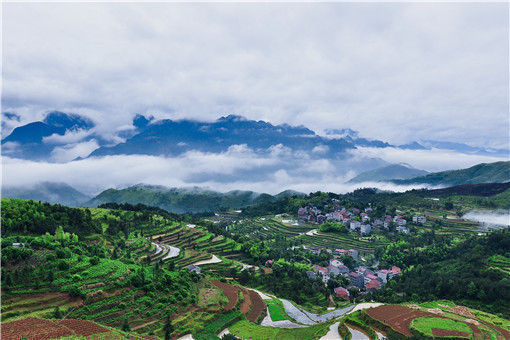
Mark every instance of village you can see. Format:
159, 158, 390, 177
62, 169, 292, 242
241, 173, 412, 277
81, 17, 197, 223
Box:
298, 204, 428, 236
295, 204, 428, 300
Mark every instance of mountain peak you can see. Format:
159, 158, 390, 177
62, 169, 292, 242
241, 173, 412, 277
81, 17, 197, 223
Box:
217, 115, 248, 122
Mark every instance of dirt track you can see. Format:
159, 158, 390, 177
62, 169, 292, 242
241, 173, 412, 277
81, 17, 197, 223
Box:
212, 280, 238, 310
246, 289, 265, 322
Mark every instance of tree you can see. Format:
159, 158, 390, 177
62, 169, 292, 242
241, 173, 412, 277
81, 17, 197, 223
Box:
467, 281, 476, 297
53, 306, 62, 319
163, 316, 174, 340
121, 318, 131, 332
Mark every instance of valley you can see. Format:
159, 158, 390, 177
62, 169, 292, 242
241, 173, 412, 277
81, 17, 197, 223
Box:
1, 182, 509, 339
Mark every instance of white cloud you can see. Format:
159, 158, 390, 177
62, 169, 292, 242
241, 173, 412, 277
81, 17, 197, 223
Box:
2, 2, 508, 150
43, 129, 92, 145
349, 147, 509, 173
50, 140, 100, 163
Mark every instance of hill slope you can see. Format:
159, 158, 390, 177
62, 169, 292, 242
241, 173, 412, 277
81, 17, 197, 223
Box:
393, 161, 510, 186
348, 164, 428, 183
86, 184, 303, 213
2, 182, 91, 207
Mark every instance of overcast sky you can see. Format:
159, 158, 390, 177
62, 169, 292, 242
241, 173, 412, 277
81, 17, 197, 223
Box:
2, 1, 509, 149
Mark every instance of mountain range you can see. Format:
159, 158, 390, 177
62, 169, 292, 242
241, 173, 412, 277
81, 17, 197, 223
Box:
84, 185, 303, 214
2, 161, 508, 212
392, 161, 510, 186
348, 164, 429, 183
3, 112, 508, 162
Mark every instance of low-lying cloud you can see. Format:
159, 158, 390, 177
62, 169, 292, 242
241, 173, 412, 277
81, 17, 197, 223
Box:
3, 143, 506, 197
463, 211, 510, 227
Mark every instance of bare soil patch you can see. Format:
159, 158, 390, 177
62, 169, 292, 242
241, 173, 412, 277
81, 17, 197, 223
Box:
246, 289, 265, 322
56, 319, 111, 336
448, 306, 475, 318
466, 323, 482, 339
239, 288, 252, 315
428, 308, 443, 315
212, 280, 238, 310
2, 318, 73, 340
432, 328, 470, 338
366, 305, 442, 337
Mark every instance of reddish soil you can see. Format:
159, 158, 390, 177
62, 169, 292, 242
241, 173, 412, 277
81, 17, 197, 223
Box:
2, 317, 74, 340
366, 305, 443, 337
55, 319, 111, 336
466, 323, 483, 339
432, 328, 470, 338
239, 288, 252, 315
246, 290, 265, 323
212, 280, 238, 310
480, 320, 510, 339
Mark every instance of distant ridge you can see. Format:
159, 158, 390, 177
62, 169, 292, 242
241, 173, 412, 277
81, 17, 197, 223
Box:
393, 161, 510, 186
348, 164, 428, 183
85, 184, 304, 213
2, 182, 91, 207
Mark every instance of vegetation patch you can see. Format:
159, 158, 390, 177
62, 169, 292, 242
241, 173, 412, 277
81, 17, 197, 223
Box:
265, 298, 288, 321
410, 317, 473, 338
229, 319, 331, 340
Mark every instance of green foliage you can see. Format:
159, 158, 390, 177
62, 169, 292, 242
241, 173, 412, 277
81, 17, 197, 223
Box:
121, 317, 131, 332
410, 317, 472, 338
319, 221, 348, 233
52, 305, 62, 319
1, 198, 99, 236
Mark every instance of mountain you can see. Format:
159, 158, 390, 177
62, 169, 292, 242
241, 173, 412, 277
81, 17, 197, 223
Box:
1, 111, 95, 161
348, 164, 428, 183
88, 114, 355, 158
393, 161, 510, 186
2, 182, 91, 206
86, 184, 304, 213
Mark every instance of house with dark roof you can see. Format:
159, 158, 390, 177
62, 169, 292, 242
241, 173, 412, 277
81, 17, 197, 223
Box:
187, 265, 201, 274
349, 272, 364, 289
338, 265, 349, 275
306, 270, 317, 280
327, 265, 341, 278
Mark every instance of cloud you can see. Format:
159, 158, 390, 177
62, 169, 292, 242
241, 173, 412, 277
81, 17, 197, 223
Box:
2, 2, 508, 151
349, 147, 509, 173
5, 139, 505, 197
463, 211, 510, 227
50, 140, 100, 163
43, 129, 93, 145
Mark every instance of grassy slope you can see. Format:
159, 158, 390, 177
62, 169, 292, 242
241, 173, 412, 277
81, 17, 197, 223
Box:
394, 161, 510, 186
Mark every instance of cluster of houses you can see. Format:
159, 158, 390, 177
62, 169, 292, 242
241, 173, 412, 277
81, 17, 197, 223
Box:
306, 256, 401, 300
298, 205, 427, 235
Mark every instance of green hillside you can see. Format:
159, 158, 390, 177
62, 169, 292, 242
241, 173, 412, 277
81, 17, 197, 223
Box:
394, 161, 510, 186
2, 182, 90, 207
349, 164, 428, 183
86, 184, 302, 213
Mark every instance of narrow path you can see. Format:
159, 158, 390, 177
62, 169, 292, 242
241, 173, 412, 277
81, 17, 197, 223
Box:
162, 245, 180, 260
320, 321, 342, 340
346, 324, 370, 340
193, 254, 222, 266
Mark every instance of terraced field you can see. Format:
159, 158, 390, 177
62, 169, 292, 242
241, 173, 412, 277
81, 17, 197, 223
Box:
148, 224, 243, 268
1, 317, 158, 340
230, 218, 388, 253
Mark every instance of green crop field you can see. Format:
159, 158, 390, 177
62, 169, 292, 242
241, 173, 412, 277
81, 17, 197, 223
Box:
229, 319, 332, 340
265, 299, 288, 321
410, 317, 473, 338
